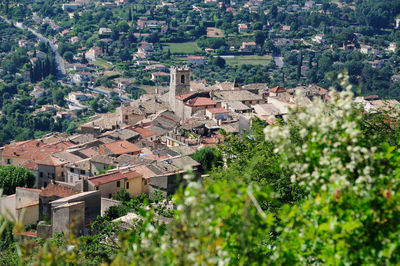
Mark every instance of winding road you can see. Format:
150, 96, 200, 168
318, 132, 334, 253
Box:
0, 15, 66, 79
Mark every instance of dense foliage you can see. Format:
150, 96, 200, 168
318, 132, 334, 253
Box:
191, 146, 223, 172
0, 165, 36, 195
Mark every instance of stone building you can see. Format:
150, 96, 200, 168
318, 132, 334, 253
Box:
169, 66, 191, 112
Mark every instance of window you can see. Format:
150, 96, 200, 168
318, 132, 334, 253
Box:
39, 172, 43, 178
117, 181, 120, 187
96, 186, 99, 190
6, 159, 11, 164
51, 173, 55, 179
125, 115, 128, 120
144, 180, 148, 185
126, 182, 129, 189
80, 170, 85, 175
70, 168, 74, 173
181, 74, 185, 84
109, 194, 112, 198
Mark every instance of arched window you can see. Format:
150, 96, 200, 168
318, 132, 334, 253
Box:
181, 74, 185, 84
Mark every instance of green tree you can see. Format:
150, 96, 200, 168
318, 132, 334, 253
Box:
191, 147, 223, 172
52, 90, 65, 106
254, 31, 266, 47
0, 165, 36, 195
63, 51, 74, 63
213, 56, 226, 68
113, 189, 131, 203
117, 20, 129, 32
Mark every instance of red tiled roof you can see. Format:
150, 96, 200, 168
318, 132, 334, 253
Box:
40, 184, 79, 197
21, 160, 38, 171
100, 140, 141, 155
176, 92, 197, 101
310, 84, 328, 94
207, 107, 228, 114
122, 170, 142, 179
88, 171, 124, 186
2, 140, 74, 161
132, 127, 156, 139
186, 97, 216, 107
270, 86, 286, 93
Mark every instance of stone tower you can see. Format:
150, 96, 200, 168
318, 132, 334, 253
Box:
169, 66, 191, 111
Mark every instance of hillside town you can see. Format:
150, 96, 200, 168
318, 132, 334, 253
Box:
0, 0, 400, 263
1, 64, 398, 238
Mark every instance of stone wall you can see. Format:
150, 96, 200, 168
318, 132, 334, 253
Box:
52, 201, 85, 236
50, 191, 101, 223
0, 194, 16, 221
101, 198, 122, 216
16, 188, 40, 209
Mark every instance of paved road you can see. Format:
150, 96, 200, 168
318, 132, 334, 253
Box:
273, 56, 284, 68
0, 16, 66, 78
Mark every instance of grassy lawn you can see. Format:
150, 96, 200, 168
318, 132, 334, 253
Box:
207, 27, 224, 37
225, 55, 272, 66
91, 58, 113, 70
163, 42, 201, 54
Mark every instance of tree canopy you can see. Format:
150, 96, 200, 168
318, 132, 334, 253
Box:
0, 165, 36, 195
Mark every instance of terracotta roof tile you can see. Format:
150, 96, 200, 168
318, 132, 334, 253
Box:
175, 92, 197, 101
122, 170, 142, 179
270, 86, 286, 93
40, 184, 79, 197
185, 97, 216, 107
88, 172, 125, 186
3, 140, 74, 161
100, 140, 141, 155
21, 160, 38, 171
132, 127, 157, 139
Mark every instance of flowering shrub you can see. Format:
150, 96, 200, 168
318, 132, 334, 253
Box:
265, 77, 400, 264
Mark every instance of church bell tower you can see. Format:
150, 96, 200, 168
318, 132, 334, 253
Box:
169, 66, 191, 111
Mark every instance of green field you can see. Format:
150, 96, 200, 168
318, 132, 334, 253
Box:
91, 58, 113, 69
163, 42, 201, 54
225, 55, 272, 66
